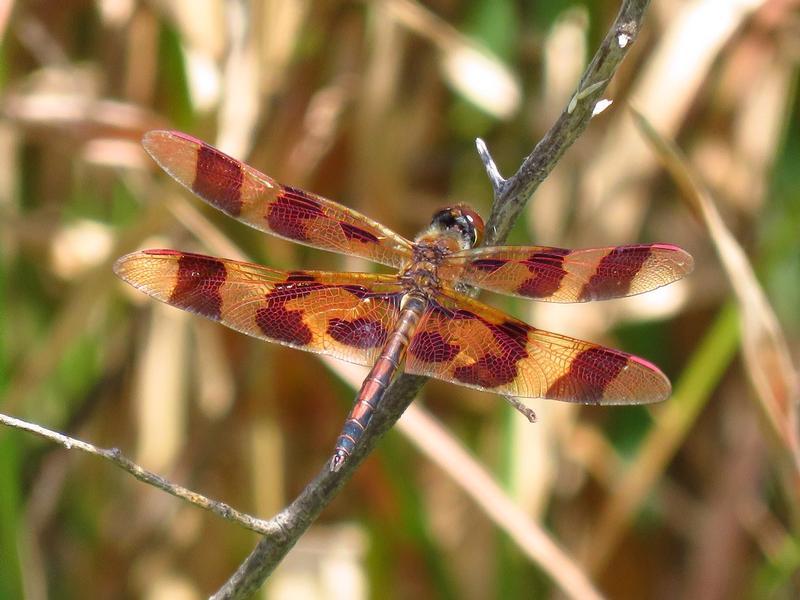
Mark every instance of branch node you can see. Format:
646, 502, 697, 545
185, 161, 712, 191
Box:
272, 511, 293, 544
568, 78, 610, 114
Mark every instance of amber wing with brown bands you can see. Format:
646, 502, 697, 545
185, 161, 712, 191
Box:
440, 244, 693, 302
114, 250, 406, 368
404, 289, 671, 404
142, 131, 414, 268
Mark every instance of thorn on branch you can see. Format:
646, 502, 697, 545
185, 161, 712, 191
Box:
475, 138, 505, 197
593, 99, 614, 117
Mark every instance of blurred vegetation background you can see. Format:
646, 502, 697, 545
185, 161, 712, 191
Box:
0, 0, 799, 598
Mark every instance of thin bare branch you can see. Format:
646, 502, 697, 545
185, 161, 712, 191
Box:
0, 412, 279, 536
210, 373, 428, 600
484, 0, 650, 244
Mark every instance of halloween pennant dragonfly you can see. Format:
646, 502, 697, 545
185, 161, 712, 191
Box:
115, 131, 693, 471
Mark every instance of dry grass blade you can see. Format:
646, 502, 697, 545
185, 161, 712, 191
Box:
385, 0, 520, 118
0, 0, 14, 42
587, 302, 741, 573
581, 0, 763, 242
1, 203, 168, 414
633, 108, 800, 479
400, 404, 603, 600
215, 0, 262, 158
325, 359, 604, 600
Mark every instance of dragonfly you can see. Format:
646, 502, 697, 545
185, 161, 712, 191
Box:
115, 130, 694, 472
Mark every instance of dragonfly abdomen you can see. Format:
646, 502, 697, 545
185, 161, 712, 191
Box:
330, 293, 427, 471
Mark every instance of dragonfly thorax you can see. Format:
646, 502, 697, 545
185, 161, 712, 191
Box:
400, 260, 439, 293
400, 240, 451, 292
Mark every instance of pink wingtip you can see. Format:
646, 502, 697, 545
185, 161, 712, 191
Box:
141, 248, 182, 255
142, 129, 170, 147
629, 353, 664, 374
629, 354, 672, 401
650, 242, 683, 251
142, 129, 209, 153
650, 243, 695, 277
113, 249, 184, 277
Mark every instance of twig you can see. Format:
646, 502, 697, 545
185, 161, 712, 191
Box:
215, 1, 651, 598
484, 0, 650, 245
0, 412, 279, 535
475, 137, 505, 195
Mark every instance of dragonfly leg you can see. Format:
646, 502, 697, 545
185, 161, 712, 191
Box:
503, 395, 537, 423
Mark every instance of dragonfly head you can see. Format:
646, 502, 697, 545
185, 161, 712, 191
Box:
428, 204, 484, 250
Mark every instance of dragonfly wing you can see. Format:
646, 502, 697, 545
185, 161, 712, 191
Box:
404, 289, 670, 404
114, 250, 406, 367
143, 130, 414, 268
440, 244, 693, 302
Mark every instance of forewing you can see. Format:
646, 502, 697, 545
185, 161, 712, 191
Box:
439, 244, 693, 302
142, 130, 414, 267
114, 250, 405, 367
405, 289, 670, 404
